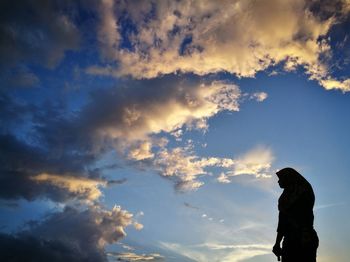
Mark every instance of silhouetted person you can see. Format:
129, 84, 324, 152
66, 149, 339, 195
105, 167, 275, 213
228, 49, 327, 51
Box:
272, 167, 319, 262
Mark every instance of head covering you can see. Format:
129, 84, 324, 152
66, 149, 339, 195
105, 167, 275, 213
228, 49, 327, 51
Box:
276, 167, 314, 212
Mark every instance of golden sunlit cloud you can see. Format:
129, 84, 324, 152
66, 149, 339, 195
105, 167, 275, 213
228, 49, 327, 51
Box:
128, 141, 155, 160
154, 146, 274, 191
230, 146, 274, 178
89, 80, 243, 180
88, 0, 350, 92
98, 81, 241, 144
30, 173, 107, 203
93, 204, 137, 247
217, 173, 231, 184
250, 92, 268, 102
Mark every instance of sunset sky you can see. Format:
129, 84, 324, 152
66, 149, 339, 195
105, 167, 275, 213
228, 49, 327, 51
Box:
1, 1, 350, 261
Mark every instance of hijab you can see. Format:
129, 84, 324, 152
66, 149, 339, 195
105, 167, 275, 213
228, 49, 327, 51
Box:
277, 167, 314, 212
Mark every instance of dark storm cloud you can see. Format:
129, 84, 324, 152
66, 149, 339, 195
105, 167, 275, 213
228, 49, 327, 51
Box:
1, 67, 40, 90
0, 93, 36, 129
0, 77, 155, 202
0, 0, 80, 69
0, 94, 108, 201
0, 133, 98, 202
31, 75, 243, 191
0, 92, 140, 256
34, 75, 234, 150
0, 85, 108, 202
0, 233, 98, 262
0, 74, 244, 200
308, 0, 350, 20
0, 205, 135, 262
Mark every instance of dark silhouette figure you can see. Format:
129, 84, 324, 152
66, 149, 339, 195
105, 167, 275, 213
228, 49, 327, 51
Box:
272, 167, 319, 262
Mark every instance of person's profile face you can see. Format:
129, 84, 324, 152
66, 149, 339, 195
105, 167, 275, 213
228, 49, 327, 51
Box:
277, 176, 287, 189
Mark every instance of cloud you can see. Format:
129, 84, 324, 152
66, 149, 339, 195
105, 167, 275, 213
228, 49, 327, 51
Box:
133, 222, 144, 230
250, 92, 268, 102
160, 242, 208, 262
314, 202, 347, 210
38, 75, 241, 159
30, 205, 139, 247
319, 78, 350, 92
0, 205, 139, 262
229, 146, 274, 178
171, 129, 184, 141
61, 76, 271, 190
0, 95, 113, 203
217, 173, 231, 184
121, 244, 136, 251
0, 74, 266, 201
97, 0, 120, 60
0, 0, 79, 69
184, 202, 200, 210
0, 93, 36, 129
87, 79, 241, 144
1, 66, 40, 89
0, 133, 102, 202
30, 173, 107, 204
153, 147, 215, 191
88, 0, 350, 92
201, 243, 272, 262
153, 146, 274, 191
183, 202, 226, 224
107, 178, 128, 186
0, 2, 285, 259
199, 243, 272, 251
108, 252, 164, 262
0, 232, 97, 262
0, 73, 273, 204
161, 241, 272, 262
31, 77, 240, 156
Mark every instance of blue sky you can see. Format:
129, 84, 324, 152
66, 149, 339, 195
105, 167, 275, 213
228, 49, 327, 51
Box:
1, 1, 350, 261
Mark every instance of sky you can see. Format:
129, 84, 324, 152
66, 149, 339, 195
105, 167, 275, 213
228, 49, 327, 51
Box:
0, 0, 350, 261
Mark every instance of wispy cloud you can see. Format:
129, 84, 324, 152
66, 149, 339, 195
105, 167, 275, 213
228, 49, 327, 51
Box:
315, 202, 347, 210
184, 202, 200, 210
153, 145, 274, 191
160, 241, 273, 262
108, 252, 164, 261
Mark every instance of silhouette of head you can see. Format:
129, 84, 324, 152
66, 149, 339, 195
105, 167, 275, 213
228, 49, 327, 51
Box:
276, 167, 303, 189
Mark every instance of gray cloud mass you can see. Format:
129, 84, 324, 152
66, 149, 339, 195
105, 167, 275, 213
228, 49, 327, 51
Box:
0, 205, 136, 262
